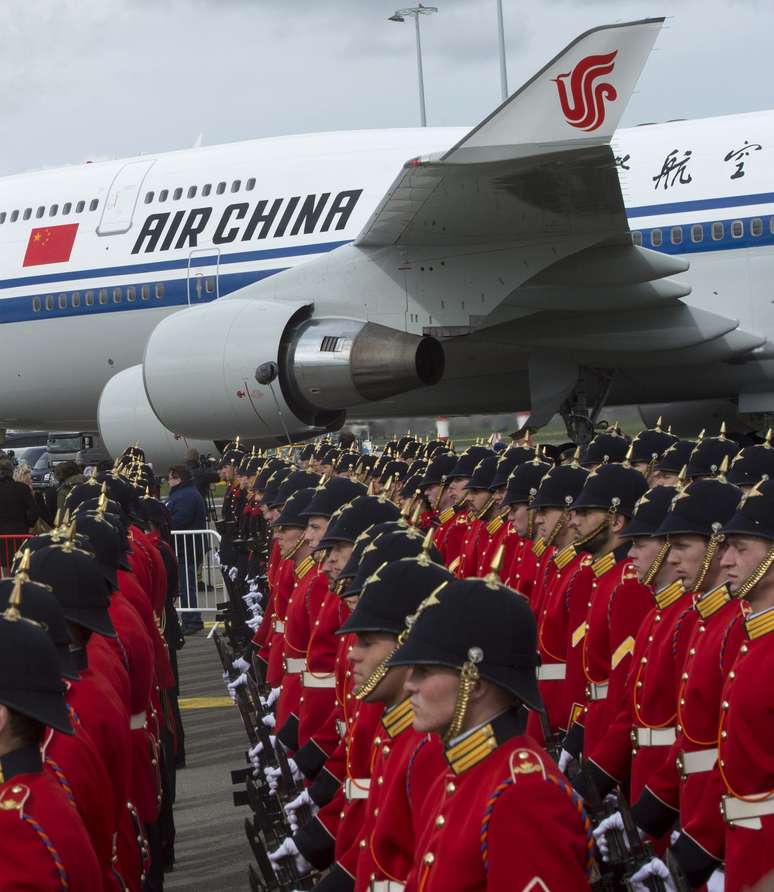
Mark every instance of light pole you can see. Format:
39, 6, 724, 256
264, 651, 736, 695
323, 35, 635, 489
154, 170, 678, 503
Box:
388, 3, 438, 127
496, 0, 508, 101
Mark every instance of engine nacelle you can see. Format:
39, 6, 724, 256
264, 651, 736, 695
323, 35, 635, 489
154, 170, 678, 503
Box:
98, 365, 217, 472
142, 298, 444, 441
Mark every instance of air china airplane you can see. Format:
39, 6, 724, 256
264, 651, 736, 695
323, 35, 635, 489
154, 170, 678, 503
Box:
2, 17, 773, 467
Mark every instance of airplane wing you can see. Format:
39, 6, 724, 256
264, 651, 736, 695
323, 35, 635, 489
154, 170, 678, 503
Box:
356, 18, 664, 249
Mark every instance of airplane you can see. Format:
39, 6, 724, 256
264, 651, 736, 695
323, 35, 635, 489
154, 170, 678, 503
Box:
2, 16, 774, 470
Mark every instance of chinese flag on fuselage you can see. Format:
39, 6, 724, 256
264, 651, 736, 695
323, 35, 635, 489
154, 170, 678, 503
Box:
23, 224, 79, 267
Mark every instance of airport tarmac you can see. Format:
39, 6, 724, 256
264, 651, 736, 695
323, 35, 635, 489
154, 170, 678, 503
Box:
167, 633, 251, 891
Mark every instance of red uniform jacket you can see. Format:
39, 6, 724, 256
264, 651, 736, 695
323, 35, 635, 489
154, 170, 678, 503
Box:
404, 712, 593, 892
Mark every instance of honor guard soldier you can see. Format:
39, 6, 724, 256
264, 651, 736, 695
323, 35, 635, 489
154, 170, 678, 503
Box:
579, 425, 630, 470
651, 438, 696, 486
684, 424, 741, 479
434, 446, 493, 570
560, 458, 648, 760
0, 580, 102, 891
727, 430, 774, 488
628, 418, 679, 483
388, 576, 594, 892
416, 452, 458, 530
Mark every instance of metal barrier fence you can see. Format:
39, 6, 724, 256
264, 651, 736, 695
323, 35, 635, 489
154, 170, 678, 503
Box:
171, 528, 225, 614
0, 535, 29, 576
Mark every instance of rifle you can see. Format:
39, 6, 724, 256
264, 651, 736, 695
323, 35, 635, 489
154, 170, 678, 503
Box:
615, 790, 667, 891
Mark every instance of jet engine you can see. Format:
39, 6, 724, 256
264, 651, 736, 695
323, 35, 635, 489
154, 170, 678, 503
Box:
98, 365, 218, 472
141, 298, 444, 442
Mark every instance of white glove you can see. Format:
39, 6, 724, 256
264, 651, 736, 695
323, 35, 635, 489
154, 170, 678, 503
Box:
229, 566, 239, 581
558, 749, 574, 773
707, 869, 725, 892
286, 757, 303, 784
213, 553, 221, 568
248, 735, 276, 766
228, 672, 248, 692
265, 765, 282, 793
593, 811, 625, 862
261, 687, 280, 708
630, 858, 677, 892
262, 713, 276, 729
232, 657, 250, 673
267, 837, 311, 874
284, 789, 312, 816
246, 615, 261, 631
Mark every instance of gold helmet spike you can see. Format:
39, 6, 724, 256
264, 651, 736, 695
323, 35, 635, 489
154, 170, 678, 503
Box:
53, 508, 62, 527
3, 576, 23, 621
571, 446, 582, 467
765, 429, 773, 448
719, 421, 727, 440
485, 543, 506, 587
677, 465, 688, 487
366, 481, 375, 496
718, 455, 730, 481
15, 548, 32, 582
667, 425, 673, 435
410, 501, 422, 527
623, 444, 633, 468
655, 416, 663, 431
235, 435, 241, 447
97, 491, 108, 512
697, 428, 706, 442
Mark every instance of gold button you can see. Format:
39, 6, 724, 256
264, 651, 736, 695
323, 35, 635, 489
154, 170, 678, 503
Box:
680, 698, 685, 706
689, 648, 696, 656
383, 746, 390, 756
446, 782, 456, 794
636, 681, 643, 688
729, 671, 735, 679
641, 657, 647, 665
741, 645, 748, 654
435, 815, 445, 827
721, 731, 727, 739
699, 626, 706, 632
647, 636, 653, 643
682, 672, 689, 680
378, 776, 384, 785
722, 700, 729, 710
424, 853, 435, 865
655, 614, 661, 622
374, 737, 382, 746
11, 785, 22, 794
359, 839, 366, 849
374, 807, 380, 816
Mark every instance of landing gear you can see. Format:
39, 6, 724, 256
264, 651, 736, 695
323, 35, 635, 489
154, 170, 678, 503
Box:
559, 368, 615, 447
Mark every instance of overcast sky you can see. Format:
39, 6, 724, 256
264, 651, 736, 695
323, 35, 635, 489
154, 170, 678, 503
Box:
0, 0, 770, 176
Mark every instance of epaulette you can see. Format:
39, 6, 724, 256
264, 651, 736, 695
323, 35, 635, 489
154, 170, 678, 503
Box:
486, 515, 504, 537
553, 544, 576, 570
654, 580, 686, 610
446, 723, 497, 775
0, 783, 30, 813
591, 552, 616, 578
296, 555, 315, 580
382, 698, 414, 738
508, 747, 546, 782
745, 606, 774, 641
532, 538, 546, 557
694, 584, 731, 620
438, 506, 456, 525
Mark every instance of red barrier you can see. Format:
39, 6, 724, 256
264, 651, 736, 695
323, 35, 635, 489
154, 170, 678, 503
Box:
0, 535, 29, 575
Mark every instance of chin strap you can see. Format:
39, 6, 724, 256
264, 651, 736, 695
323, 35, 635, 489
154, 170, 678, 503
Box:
642, 542, 670, 586
281, 536, 306, 561
544, 509, 569, 548
734, 543, 774, 599
443, 649, 483, 743
353, 630, 406, 701
474, 495, 497, 521
690, 527, 725, 593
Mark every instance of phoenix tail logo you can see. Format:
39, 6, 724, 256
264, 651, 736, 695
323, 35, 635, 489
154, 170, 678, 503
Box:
554, 50, 618, 132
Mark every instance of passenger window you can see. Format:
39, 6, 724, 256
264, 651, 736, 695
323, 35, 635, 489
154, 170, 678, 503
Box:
650, 229, 662, 247
76, 201, 85, 213
23, 208, 31, 220
62, 202, 72, 215
127, 286, 136, 302
71, 292, 80, 308
36, 207, 45, 218
10, 210, 19, 222
58, 294, 67, 309
246, 177, 256, 191
712, 222, 724, 241
770, 216, 774, 235
89, 199, 99, 211
0, 212, 4, 224
155, 283, 165, 299
731, 220, 743, 238
231, 180, 241, 193
85, 291, 94, 306
187, 186, 197, 199
113, 287, 122, 304
141, 284, 150, 301
145, 191, 154, 204
751, 218, 763, 237
99, 289, 108, 305
159, 190, 168, 202
691, 224, 704, 243
173, 187, 183, 200
32, 296, 41, 312
202, 184, 212, 197
671, 227, 683, 245
206, 276, 215, 293
216, 181, 226, 195
45, 295, 54, 311
630, 231, 642, 246
49, 204, 58, 216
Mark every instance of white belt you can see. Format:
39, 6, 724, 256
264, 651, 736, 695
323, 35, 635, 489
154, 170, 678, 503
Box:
284, 657, 306, 674
273, 619, 285, 633
537, 663, 566, 681
632, 727, 677, 747
587, 682, 609, 701
302, 671, 336, 689
344, 778, 371, 800
336, 719, 347, 739
130, 712, 146, 730
372, 882, 405, 892
722, 794, 774, 829
677, 748, 717, 777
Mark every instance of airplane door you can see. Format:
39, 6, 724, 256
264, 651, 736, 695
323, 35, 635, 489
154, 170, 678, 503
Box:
187, 248, 220, 304
97, 159, 156, 236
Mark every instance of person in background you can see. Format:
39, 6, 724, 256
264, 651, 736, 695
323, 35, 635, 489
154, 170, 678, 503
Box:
13, 462, 32, 489
54, 460, 85, 514
0, 457, 39, 539
166, 464, 208, 635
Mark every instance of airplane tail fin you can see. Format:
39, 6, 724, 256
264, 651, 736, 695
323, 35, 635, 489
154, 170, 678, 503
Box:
444, 17, 664, 163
